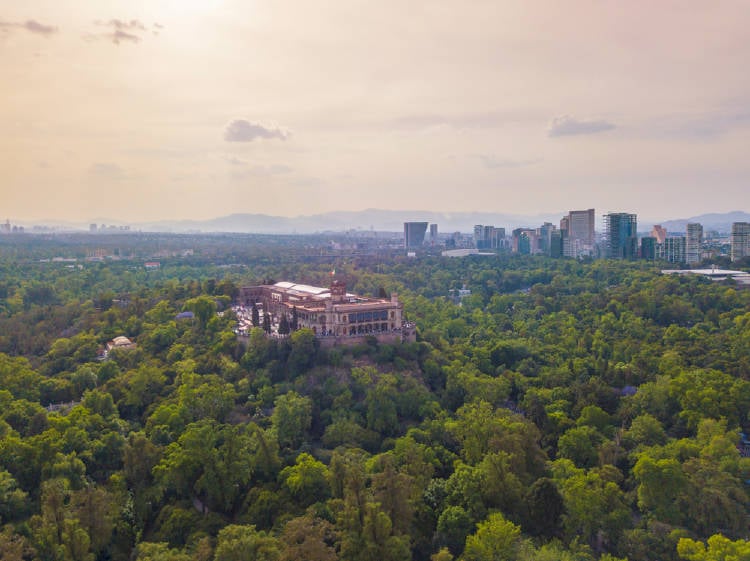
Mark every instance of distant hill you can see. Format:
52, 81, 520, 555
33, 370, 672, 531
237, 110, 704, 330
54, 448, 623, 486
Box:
22, 209, 750, 235
656, 211, 750, 234
134, 209, 565, 234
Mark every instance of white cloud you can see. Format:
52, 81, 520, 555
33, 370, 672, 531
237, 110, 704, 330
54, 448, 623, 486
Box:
0, 19, 57, 36
548, 115, 615, 137
88, 162, 130, 181
476, 155, 542, 169
85, 19, 157, 44
224, 120, 291, 142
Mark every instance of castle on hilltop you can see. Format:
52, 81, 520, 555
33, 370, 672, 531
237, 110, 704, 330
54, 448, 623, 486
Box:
238, 278, 416, 347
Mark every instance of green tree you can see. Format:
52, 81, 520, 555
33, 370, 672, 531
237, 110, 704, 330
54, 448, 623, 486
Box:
523, 477, 564, 539
154, 421, 254, 514
135, 542, 193, 561
287, 329, 318, 375
262, 313, 271, 334
183, 296, 217, 328
214, 524, 281, 561
271, 392, 312, 451
677, 534, 750, 561
279, 453, 331, 507
462, 513, 525, 561
278, 315, 290, 336
0, 469, 29, 523
251, 303, 260, 328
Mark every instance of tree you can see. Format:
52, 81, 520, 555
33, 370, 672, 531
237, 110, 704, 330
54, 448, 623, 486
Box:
462, 513, 525, 561
278, 314, 290, 336
214, 525, 281, 561
435, 506, 474, 556
279, 453, 331, 507
288, 329, 317, 375
0, 525, 35, 561
135, 542, 193, 561
557, 426, 604, 469
183, 296, 217, 328
271, 392, 312, 451
154, 421, 254, 514
279, 514, 338, 561
677, 534, 750, 561
262, 313, 271, 334
251, 303, 260, 328
633, 455, 686, 525
67, 484, 118, 557
523, 477, 564, 539
291, 307, 299, 331
0, 469, 29, 523
551, 460, 631, 550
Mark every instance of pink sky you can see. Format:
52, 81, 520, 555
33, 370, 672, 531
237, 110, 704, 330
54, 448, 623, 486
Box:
2, 0, 749, 222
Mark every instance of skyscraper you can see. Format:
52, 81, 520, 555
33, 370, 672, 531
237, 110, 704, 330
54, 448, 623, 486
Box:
474, 225, 504, 250
641, 237, 656, 260
429, 223, 438, 245
603, 212, 637, 259
730, 222, 750, 261
403, 222, 428, 249
650, 224, 667, 244
562, 208, 595, 257
685, 223, 703, 265
659, 237, 686, 263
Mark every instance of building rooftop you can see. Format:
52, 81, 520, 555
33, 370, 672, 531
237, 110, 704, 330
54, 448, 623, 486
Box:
661, 268, 750, 286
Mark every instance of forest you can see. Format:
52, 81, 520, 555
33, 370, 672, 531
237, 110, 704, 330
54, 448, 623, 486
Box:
0, 236, 748, 561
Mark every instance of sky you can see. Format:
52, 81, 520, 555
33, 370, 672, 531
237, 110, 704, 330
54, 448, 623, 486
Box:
2, 0, 750, 223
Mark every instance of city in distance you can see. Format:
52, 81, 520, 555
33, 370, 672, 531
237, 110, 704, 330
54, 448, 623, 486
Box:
8, 209, 750, 236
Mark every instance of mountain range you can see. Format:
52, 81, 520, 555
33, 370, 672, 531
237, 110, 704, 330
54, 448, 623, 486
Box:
23, 210, 750, 235
135, 209, 750, 235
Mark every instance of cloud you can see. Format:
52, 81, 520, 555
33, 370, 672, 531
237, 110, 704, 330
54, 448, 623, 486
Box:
0, 19, 58, 37
102, 19, 147, 32
224, 120, 291, 142
548, 115, 616, 137
476, 155, 542, 169
269, 164, 293, 174
88, 162, 131, 181
85, 19, 156, 44
656, 110, 750, 139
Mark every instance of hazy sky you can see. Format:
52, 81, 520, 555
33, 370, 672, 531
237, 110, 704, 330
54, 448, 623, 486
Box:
2, 0, 750, 223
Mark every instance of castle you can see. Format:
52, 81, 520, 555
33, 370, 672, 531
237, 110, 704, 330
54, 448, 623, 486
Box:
238, 278, 416, 347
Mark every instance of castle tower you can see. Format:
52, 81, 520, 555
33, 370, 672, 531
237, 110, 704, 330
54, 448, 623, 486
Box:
331, 279, 347, 303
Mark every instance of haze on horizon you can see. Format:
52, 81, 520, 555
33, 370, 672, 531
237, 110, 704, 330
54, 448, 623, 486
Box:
2, 0, 750, 224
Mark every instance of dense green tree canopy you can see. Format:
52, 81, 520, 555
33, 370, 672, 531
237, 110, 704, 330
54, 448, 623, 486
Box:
0, 237, 748, 561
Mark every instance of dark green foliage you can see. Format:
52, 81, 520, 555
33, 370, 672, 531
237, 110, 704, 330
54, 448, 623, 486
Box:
0, 240, 748, 560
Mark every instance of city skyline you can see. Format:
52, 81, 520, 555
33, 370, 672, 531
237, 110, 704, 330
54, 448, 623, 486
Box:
2, 1, 750, 222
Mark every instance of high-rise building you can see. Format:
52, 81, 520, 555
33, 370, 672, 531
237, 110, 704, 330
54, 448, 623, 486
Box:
473, 225, 483, 245
403, 222, 428, 249
603, 212, 638, 259
474, 225, 505, 250
512, 228, 537, 255
651, 224, 667, 244
550, 229, 563, 258
537, 222, 556, 256
429, 224, 439, 245
730, 222, 750, 261
561, 209, 595, 258
641, 237, 656, 260
685, 223, 703, 265
659, 237, 686, 263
